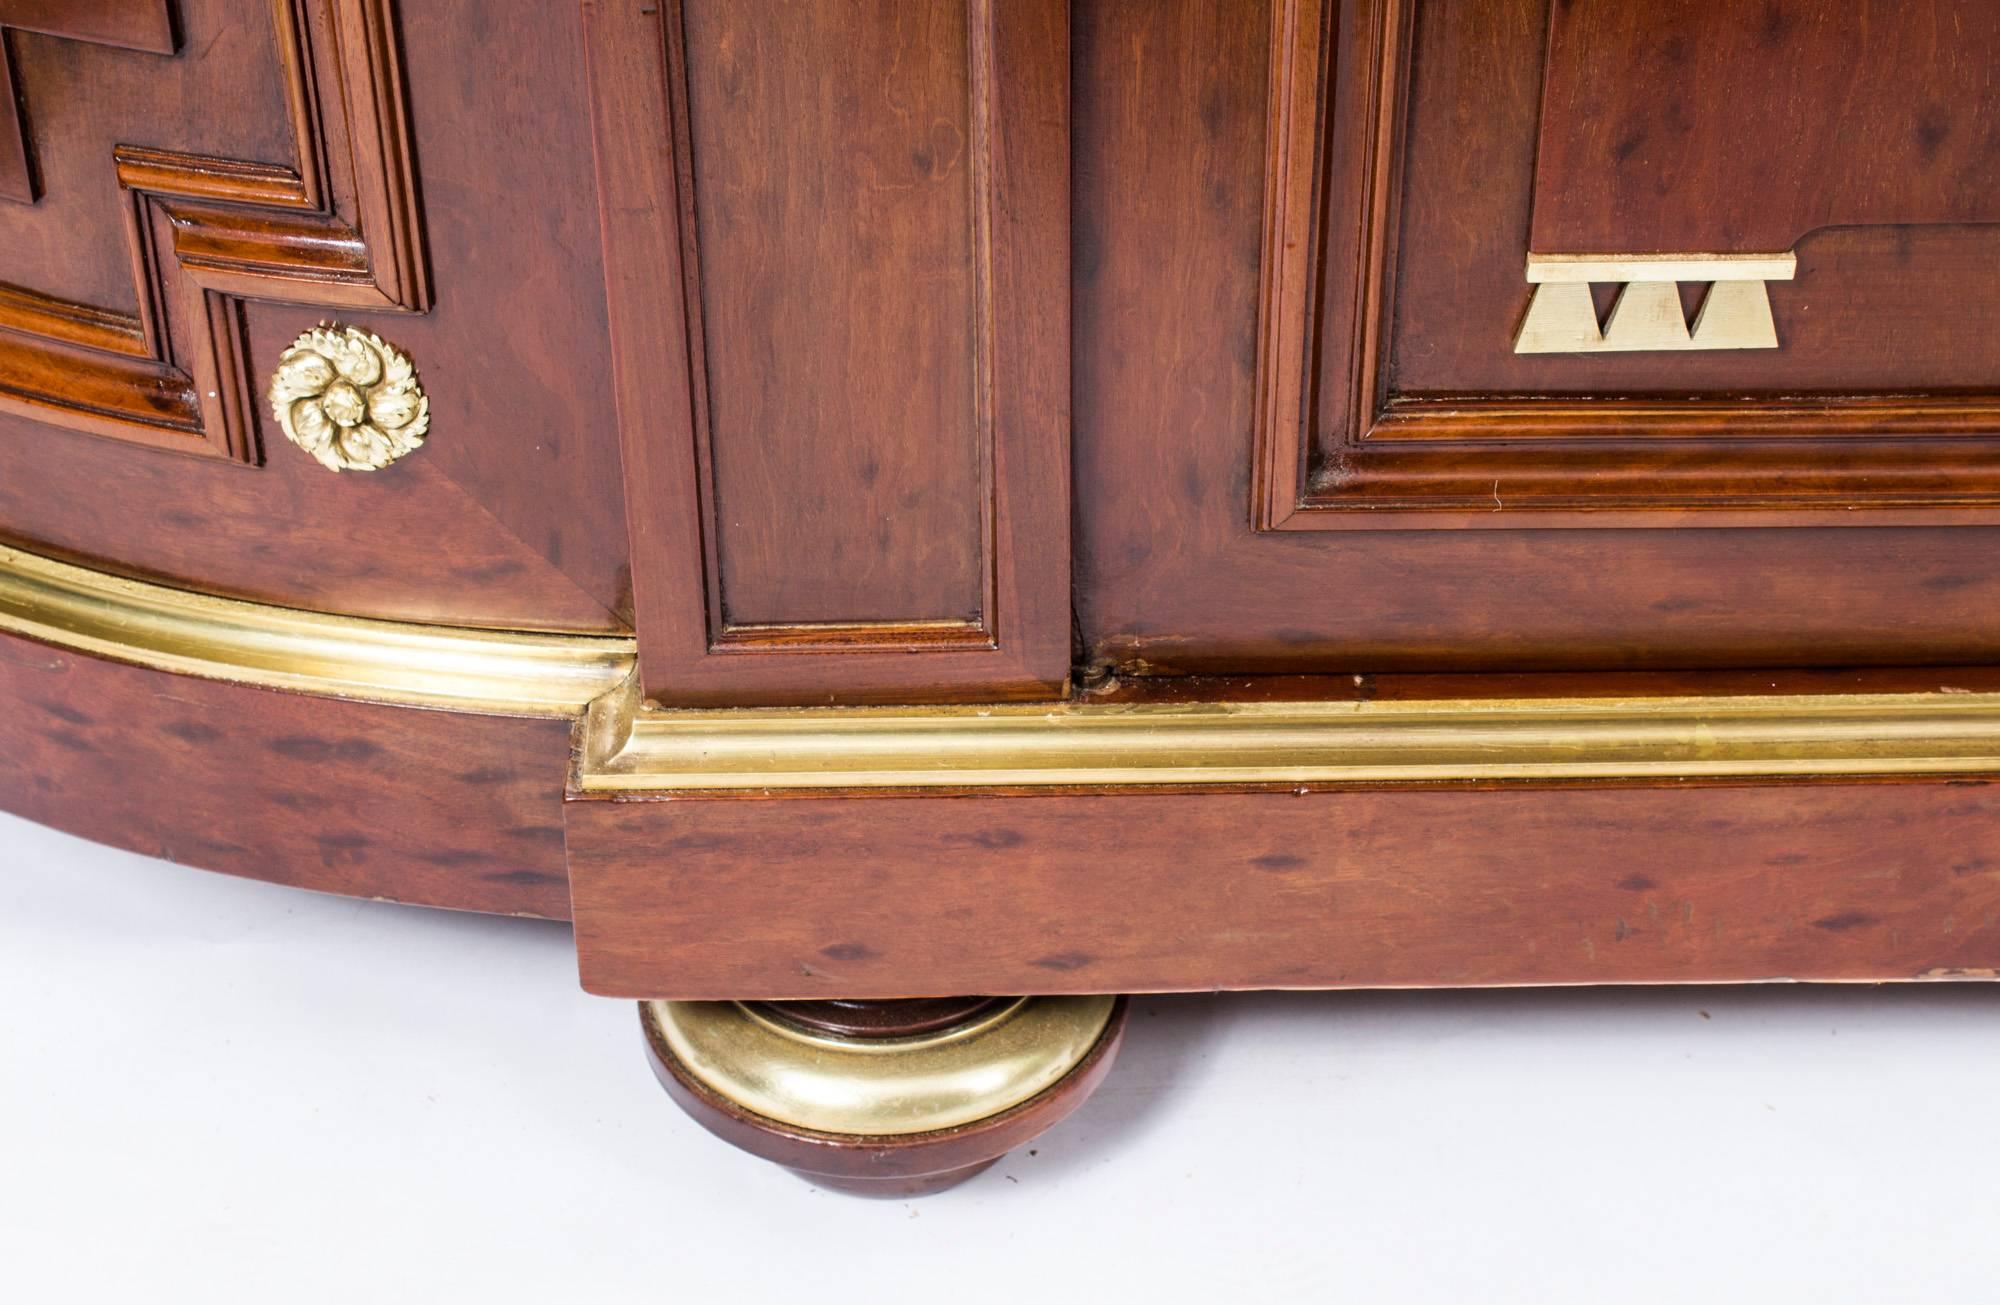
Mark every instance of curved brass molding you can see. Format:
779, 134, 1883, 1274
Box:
580, 688, 2000, 791
0, 543, 633, 717
644, 996, 1121, 1136
12, 540, 1998, 781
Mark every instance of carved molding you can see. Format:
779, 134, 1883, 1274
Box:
0, 0, 179, 204
1250, 0, 1407, 531
1252, 0, 2000, 528
582, 0, 1070, 705
0, 0, 429, 462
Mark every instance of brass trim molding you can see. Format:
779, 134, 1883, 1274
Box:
12, 540, 2000, 784
644, 996, 1121, 1136
579, 686, 2000, 792
0, 543, 633, 716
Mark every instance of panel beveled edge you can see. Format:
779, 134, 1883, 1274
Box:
1251, 0, 2000, 527
0, 543, 633, 716
0, 0, 430, 463
574, 687, 2000, 793
585, 0, 1068, 704
666, 0, 1002, 647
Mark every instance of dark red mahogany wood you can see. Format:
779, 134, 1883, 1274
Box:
570, 781, 2000, 1000
1072, 0, 2000, 679
2, 0, 1999, 1200
583, 0, 1072, 706
0, 0, 178, 203
0, 0, 630, 632
1530, 0, 2000, 253
0, 626, 575, 918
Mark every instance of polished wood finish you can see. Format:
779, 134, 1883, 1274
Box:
2, 4, 1999, 1198
1075, 0, 2000, 676
1531, 0, 2000, 253
0, 0, 176, 203
644, 997, 1127, 1196
682, 0, 986, 628
571, 780, 2000, 999
1244, 0, 2000, 526
0, 625, 575, 918
0, 39, 24, 204
585, 0, 1070, 705
0, 0, 425, 460
0, 0, 630, 632
0, 0, 1995, 1091
0, 0, 174, 48
1390, 2, 2000, 406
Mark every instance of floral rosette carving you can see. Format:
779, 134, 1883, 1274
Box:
268, 324, 430, 472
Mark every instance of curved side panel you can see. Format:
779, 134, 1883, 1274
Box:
1, 628, 578, 918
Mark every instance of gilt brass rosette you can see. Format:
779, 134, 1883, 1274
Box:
268, 323, 429, 472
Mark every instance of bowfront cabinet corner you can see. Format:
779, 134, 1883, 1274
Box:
4, 0, 1998, 1196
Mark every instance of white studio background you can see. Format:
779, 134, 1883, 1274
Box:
3, 808, 1996, 1304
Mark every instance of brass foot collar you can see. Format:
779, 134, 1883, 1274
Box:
643, 994, 1118, 1136
641, 995, 1128, 1196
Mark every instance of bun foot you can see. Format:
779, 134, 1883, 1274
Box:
641, 994, 1128, 1197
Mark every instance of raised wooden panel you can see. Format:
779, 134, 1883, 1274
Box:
0, 0, 171, 46
585, 0, 1069, 705
0, 0, 632, 635
682, 0, 984, 628
1530, 0, 2000, 254
1072, 0, 2000, 677
0, 37, 23, 203
1252, 0, 2000, 528
0, 1, 179, 204
0, 0, 427, 462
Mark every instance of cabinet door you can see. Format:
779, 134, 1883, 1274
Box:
1075, 0, 2000, 674
0, 0, 630, 632
586, 0, 1071, 705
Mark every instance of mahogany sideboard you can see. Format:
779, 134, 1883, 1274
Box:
4, 0, 1998, 1195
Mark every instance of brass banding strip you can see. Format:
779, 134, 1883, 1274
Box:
582, 692, 2000, 791
0, 543, 634, 716
6, 542, 1999, 787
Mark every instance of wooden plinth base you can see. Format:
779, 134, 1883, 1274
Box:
642, 995, 1128, 1197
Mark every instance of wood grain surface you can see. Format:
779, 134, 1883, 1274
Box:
3, 0, 1999, 1011
0, 0, 430, 461
0, 0, 631, 633
586, 0, 1070, 705
1236, 0, 2000, 524
0, 626, 576, 918
0, 0, 177, 203
1530, 0, 2000, 253
682, 0, 985, 627
1074, 0, 2000, 675
569, 780, 2000, 998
